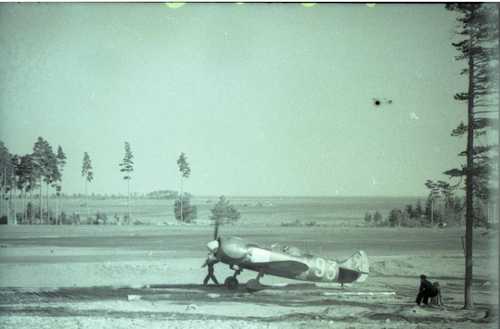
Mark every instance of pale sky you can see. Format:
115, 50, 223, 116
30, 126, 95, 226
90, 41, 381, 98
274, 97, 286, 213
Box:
0, 3, 469, 196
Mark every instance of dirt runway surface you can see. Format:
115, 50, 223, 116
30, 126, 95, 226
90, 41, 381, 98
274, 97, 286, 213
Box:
0, 225, 498, 328
0, 282, 497, 329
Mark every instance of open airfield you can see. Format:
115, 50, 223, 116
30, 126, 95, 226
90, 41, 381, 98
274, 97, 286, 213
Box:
0, 197, 499, 329
14, 195, 428, 225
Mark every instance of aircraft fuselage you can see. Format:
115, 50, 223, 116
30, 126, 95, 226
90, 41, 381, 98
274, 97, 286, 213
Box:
215, 236, 367, 284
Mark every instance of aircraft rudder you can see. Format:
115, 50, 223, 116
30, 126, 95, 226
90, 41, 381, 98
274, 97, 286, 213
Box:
339, 250, 369, 283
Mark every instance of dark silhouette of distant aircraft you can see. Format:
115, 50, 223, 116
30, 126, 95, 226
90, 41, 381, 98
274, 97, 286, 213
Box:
373, 98, 393, 107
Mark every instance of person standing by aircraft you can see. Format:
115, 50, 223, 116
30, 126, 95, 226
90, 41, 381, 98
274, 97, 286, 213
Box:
202, 251, 220, 286
416, 274, 438, 306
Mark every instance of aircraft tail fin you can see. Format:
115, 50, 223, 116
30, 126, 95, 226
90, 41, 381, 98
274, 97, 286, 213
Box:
338, 250, 369, 283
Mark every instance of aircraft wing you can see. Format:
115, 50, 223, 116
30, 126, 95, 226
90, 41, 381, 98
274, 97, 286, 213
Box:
251, 260, 309, 276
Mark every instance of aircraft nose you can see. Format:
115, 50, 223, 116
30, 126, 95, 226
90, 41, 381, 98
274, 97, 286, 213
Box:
206, 240, 219, 252
220, 237, 248, 259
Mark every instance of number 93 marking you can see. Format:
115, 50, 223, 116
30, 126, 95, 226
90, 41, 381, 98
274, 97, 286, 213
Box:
314, 257, 337, 280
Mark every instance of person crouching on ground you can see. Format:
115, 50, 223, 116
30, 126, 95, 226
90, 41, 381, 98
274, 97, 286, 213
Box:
416, 274, 438, 306
430, 281, 444, 306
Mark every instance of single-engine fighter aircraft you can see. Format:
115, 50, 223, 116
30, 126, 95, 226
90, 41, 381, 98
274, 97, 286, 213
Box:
372, 98, 393, 107
203, 222, 369, 290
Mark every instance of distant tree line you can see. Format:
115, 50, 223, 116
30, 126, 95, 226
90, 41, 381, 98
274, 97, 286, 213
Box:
0, 137, 66, 225
0, 139, 239, 226
146, 190, 179, 199
364, 178, 492, 229
364, 196, 464, 229
10, 190, 181, 200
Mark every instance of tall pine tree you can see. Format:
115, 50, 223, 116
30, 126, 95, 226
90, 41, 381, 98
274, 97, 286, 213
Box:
0, 141, 14, 222
43, 142, 59, 224
119, 142, 134, 222
32, 137, 53, 223
81, 152, 94, 220
176, 152, 191, 222
445, 3, 499, 309
17, 154, 36, 224
55, 146, 66, 224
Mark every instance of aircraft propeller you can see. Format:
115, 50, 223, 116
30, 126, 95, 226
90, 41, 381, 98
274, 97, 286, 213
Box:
213, 218, 219, 241
202, 219, 221, 280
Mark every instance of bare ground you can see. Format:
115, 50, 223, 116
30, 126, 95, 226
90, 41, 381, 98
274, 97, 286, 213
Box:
0, 225, 498, 329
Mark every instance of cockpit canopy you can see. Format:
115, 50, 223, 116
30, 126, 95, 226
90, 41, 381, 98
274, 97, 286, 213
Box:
270, 243, 303, 257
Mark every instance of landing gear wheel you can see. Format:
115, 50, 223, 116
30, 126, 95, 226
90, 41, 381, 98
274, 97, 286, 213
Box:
246, 279, 264, 292
224, 276, 239, 290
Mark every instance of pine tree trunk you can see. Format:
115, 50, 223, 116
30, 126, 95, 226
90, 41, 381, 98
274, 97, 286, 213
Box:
58, 195, 61, 225
46, 183, 49, 224
60, 193, 64, 224
55, 193, 59, 225
0, 169, 4, 219
39, 179, 43, 224
127, 179, 130, 223
464, 46, 475, 310
180, 178, 183, 222
8, 188, 12, 225
58, 194, 62, 225
23, 190, 27, 224
21, 190, 24, 224
497, 5, 500, 310
85, 180, 89, 221
13, 187, 17, 225
28, 190, 30, 224
431, 198, 434, 226
29, 189, 32, 224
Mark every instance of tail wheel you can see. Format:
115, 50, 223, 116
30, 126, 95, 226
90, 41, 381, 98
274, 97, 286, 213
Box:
224, 276, 238, 290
